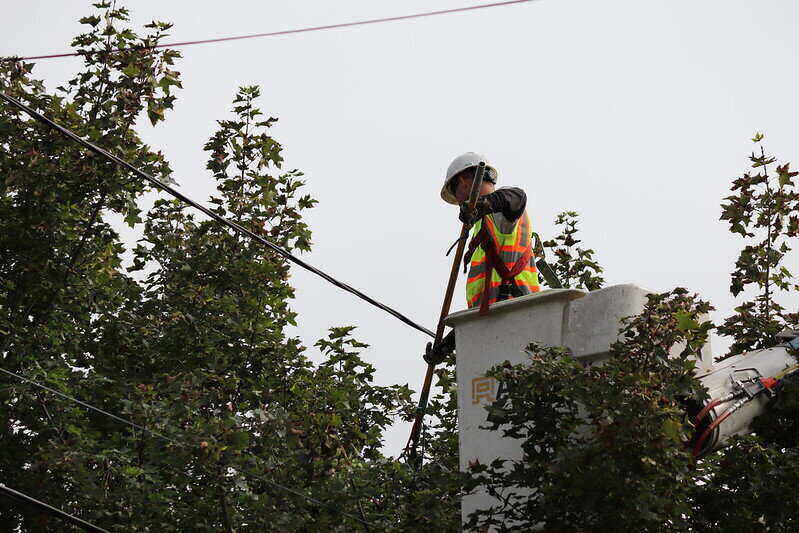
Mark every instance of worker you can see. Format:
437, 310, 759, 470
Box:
424, 152, 540, 364
442, 152, 540, 310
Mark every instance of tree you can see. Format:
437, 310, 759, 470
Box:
1, 2, 182, 529
689, 137, 799, 531
541, 211, 605, 291
1, 4, 427, 531
718, 134, 799, 357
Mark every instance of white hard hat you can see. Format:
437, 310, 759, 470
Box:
440, 152, 498, 205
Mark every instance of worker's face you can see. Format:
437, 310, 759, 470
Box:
453, 170, 476, 203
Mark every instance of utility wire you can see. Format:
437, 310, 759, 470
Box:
0, 366, 377, 528
0, 91, 434, 339
0, 367, 173, 442
6, 1, 536, 62
0, 482, 110, 533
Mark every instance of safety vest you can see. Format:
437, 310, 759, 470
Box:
464, 211, 540, 314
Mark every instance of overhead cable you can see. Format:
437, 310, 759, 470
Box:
0, 366, 376, 527
0, 367, 174, 442
0, 91, 434, 339
0, 482, 110, 533
6, 1, 537, 62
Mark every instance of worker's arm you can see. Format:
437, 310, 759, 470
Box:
485, 187, 527, 221
459, 187, 527, 224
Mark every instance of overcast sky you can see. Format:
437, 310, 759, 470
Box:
4, 0, 799, 455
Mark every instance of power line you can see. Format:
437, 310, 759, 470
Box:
0, 366, 377, 528
0, 91, 434, 339
0, 482, 110, 533
0, 367, 173, 442
7, 1, 536, 62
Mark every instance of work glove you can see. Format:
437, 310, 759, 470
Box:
459, 197, 492, 225
423, 342, 450, 365
423, 330, 456, 365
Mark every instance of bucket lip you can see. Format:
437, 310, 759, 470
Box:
444, 288, 587, 327
696, 345, 788, 380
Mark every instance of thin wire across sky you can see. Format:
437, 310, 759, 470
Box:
7, 0, 537, 61
0, 90, 436, 338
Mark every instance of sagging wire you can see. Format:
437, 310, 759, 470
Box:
0, 366, 377, 528
0, 367, 174, 442
0, 90, 434, 340
3, 1, 538, 62
0, 483, 110, 533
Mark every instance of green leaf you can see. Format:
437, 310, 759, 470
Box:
122, 65, 140, 77
674, 311, 700, 332
79, 15, 102, 27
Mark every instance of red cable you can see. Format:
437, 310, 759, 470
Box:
9, 0, 536, 62
693, 376, 783, 457
694, 398, 723, 426
693, 409, 734, 457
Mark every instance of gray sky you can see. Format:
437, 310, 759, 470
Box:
4, 0, 799, 455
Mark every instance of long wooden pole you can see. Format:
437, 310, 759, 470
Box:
405, 162, 487, 465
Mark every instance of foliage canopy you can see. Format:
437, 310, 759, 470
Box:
2, 3, 799, 533
0, 4, 458, 531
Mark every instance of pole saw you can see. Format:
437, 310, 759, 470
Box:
404, 162, 487, 466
